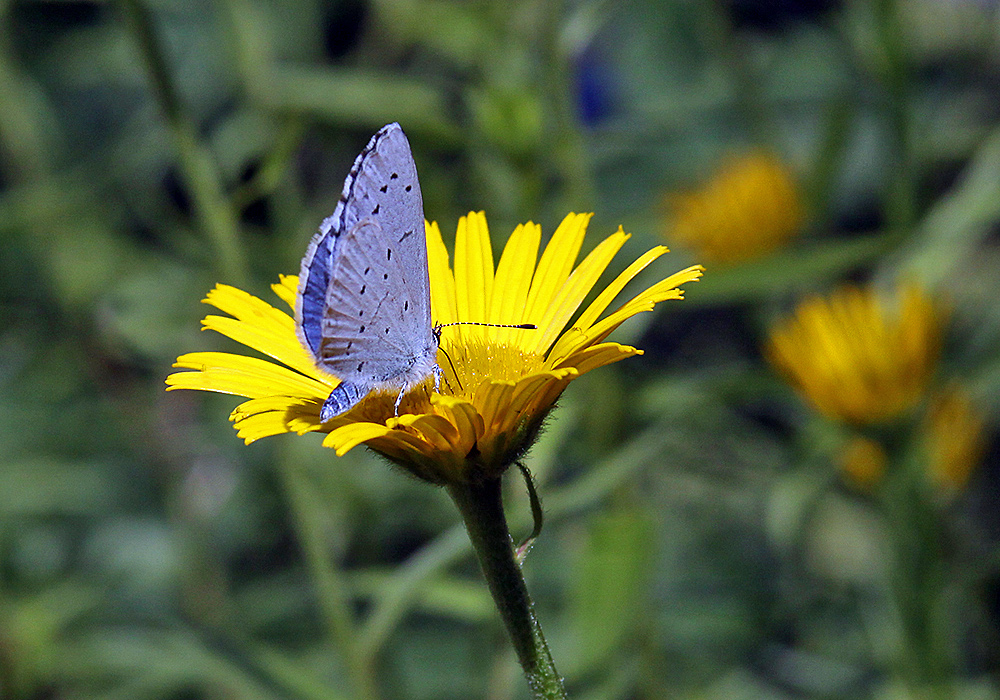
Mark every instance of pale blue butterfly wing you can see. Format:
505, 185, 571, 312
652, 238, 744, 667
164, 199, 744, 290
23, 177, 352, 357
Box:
295, 123, 439, 421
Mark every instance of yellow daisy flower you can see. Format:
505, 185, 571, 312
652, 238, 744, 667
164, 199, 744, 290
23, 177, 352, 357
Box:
767, 283, 942, 426
666, 150, 803, 265
167, 211, 704, 484
923, 386, 985, 495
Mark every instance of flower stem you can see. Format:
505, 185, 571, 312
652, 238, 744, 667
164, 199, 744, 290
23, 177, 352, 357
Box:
278, 453, 381, 700
119, 0, 249, 286
873, 0, 917, 239
878, 429, 956, 700
447, 478, 567, 700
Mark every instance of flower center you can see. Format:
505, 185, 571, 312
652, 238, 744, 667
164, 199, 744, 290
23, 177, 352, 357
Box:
438, 337, 545, 396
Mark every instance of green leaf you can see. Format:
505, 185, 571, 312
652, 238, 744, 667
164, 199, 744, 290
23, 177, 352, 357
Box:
567, 505, 653, 673
684, 234, 894, 306
255, 65, 460, 142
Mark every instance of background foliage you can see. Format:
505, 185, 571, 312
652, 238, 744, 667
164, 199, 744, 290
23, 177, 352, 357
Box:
1, 0, 999, 698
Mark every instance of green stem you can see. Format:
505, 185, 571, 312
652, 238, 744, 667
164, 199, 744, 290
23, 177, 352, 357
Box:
874, 0, 916, 238
805, 95, 853, 225
278, 454, 381, 700
878, 430, 955, 700
447, 478, 567, 700
118, 0, 248, 286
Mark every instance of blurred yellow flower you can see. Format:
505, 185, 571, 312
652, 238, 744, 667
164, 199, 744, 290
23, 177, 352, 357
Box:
923, 386, 985, 494
839, 436, 888, 490
665, 151, 803, 264
167, 212, 704, 484
767, 284, 942, 425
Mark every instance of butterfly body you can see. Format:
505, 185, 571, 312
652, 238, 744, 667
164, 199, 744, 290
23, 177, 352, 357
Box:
295, 123, 439, 421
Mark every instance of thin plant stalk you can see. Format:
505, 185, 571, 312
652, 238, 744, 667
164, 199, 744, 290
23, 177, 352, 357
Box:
118, 0, 249, 286
880, 431, 956, 700
278, 453, 381, 700
447, 477, 568, 700
873, 0, 917, 239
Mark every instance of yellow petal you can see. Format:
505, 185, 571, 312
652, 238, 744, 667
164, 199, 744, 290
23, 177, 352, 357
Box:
323, 422, 395, 456
558, 342, 639, 375
573, 244, 668, 333
201, 315, 322, 379
396, 413, 461, 452
205, 284, 296, 334
490, 221, 541, 341
230, 397, 326, 438
170, 351, 332, 395
272, 275, 299, 310
474, 381, 516, 432
527, 228, 628, 355
231, 407, 303, 443
427, 221, 459, 326
509, 371, 569, 415
558, 266, 704, 355
454, 212, 495, 343
535, 371, 577, 409
523, 213, 591, 324
230, 395, 319, 419
432, 395, 484, 451
367, 428, 439, 461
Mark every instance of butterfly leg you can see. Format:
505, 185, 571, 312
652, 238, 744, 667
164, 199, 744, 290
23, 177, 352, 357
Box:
393, 365, 444, 416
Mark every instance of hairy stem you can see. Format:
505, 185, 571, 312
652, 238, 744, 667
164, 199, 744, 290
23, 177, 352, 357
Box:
447, 477, 567, 700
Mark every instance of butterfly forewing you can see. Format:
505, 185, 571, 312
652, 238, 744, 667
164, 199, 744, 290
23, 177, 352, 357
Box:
295, 123, 438, 413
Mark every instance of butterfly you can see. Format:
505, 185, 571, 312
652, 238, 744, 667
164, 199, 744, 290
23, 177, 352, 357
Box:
295, 123, 440, 422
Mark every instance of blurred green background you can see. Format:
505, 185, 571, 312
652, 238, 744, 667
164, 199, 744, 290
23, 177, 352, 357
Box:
2, 0, 999, 698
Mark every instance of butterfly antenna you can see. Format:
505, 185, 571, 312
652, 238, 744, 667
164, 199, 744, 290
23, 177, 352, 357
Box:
436, 322, 537, 331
